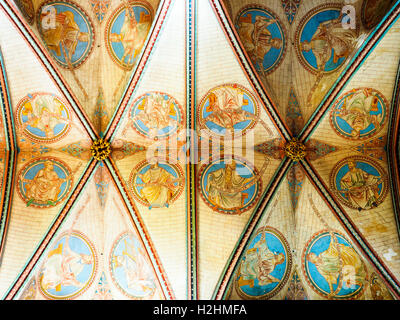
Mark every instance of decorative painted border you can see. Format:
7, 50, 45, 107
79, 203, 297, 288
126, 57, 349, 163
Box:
234, 4, 287, 76
186, 0, 198, 299
129, 159, 185, 208
328, 155, 388, 210
36, 0, 96, 69
15, 92, 73, 144
386, 42, 400, 244
37, 230, 98, 300
0, 48, 18, 263
329, 87, 389, 141
301, 229, 368, 300
234, 226, 292, 300
17, 156, 74, 208
104, 0, 154, 70
127, 91, 185, 140
197, 155, 262, 215
294, 3, 360, 75
196, 83, 260, 140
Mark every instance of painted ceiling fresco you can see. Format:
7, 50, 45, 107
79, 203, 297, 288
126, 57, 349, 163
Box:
0, 0, 399, 300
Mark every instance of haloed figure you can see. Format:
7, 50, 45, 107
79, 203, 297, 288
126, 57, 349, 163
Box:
237, 14, 282, 75
206, 160, 254, 211
137, 163, 180, 209
339, 160, 380, 211
239, 232, 285, 288
24, 161, 67, 205
40, 236, 93, 292
306, 235, 366, 297
300, 15, 357, 72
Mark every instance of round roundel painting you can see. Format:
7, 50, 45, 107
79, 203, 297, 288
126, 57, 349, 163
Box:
37, 1, 94, 68
128, 92, 184, 140
17, 157, 73, 208
303, 231, 368, 299
329, 156, 388, 211
362, 0, 394, 30
330, 88, 388, 140
105, 1, 153, 70
235, 227, 292, 299
197, 84, 259, 139
16, 93, 72, 143
295, 4, 359, 74
235, 5, 286, 75
110, 232, 157, 299
130, 160, 184, 209
38, 231, 97, 300
199, 156, 261, 215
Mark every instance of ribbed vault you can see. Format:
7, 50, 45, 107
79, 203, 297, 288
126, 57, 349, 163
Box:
0, 0, 399, 301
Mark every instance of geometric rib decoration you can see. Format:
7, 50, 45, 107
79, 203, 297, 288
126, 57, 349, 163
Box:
0, 0, 400, 302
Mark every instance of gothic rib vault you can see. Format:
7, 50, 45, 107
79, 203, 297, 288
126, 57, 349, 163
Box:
0, 0, 399, 300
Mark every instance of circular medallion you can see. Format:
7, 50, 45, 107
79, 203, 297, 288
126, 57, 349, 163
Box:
330, 88, 388, 140
37, 1, 95, 68
198, 156, 261, 215
302, 230, 368, 299
128, 92, 184, 140
17, 157, 73, 208
130, 160, 184, 209
295, 4, 359, 74
105, 1, 153, 70
16, 93, 72, 143
370, 272, 393, 300
362, 0, 394, 30
329, 156, 388, 211
235, 5, 286, 75
235, 226, 292, 299
38, 231, 97, 300
197, 84, 259, 139
16, 0, 35, 25
110, 232, 157, 299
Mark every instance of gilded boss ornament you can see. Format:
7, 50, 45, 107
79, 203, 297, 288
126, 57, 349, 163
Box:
91, 138, 111, 161
284, 138, 306, 161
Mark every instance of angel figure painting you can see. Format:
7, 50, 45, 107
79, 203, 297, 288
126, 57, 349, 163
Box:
38, 232, 96, 299
129, 92, 183, 140
107, 3, 152, 69
235, 7, 285, 76
331, 157, 387, 211
16, 93, 72, 143
38, 2, 93, 68
235, 228, 290, 299
305, 232, 367, 299
111, 233, 156, 299
297, 7, 358, 74
331, 88, 387, 140
199, 84, 259, 138
200, 158, 260, 214
130, 161, 184, 209
18, 158, 72, 208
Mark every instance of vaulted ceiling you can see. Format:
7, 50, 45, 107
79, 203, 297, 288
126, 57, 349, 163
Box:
0, 0, 399, 300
